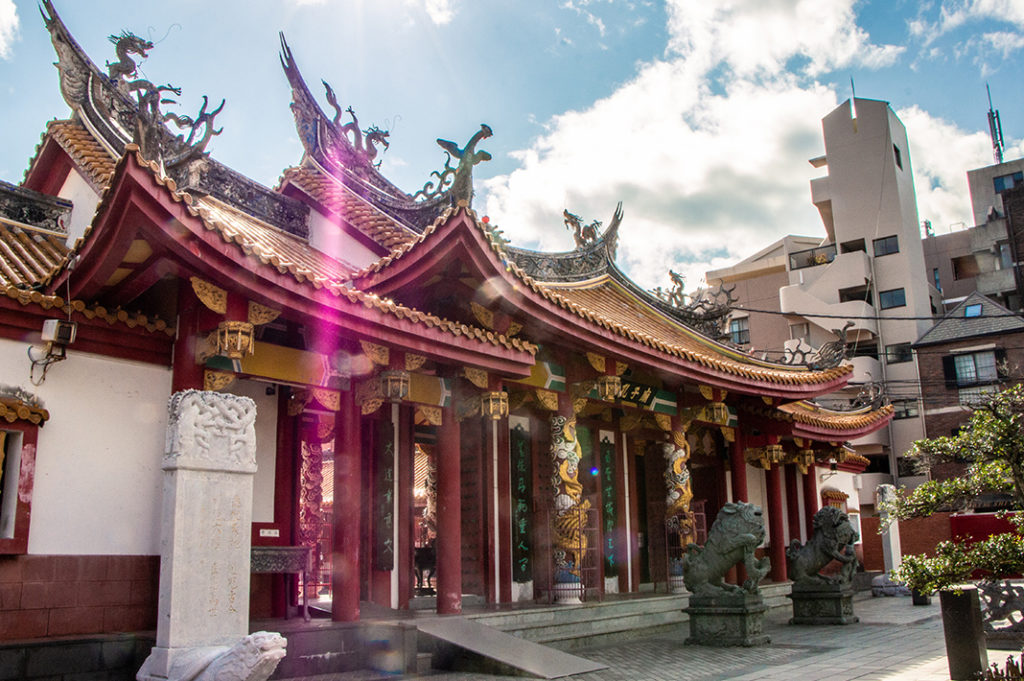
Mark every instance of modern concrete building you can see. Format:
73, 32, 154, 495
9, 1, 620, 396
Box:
709, 98, 937, 488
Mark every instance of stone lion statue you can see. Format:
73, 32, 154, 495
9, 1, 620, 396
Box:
138, 631, 287, 681
787, 506, 859, 586
682, 501, 770, 597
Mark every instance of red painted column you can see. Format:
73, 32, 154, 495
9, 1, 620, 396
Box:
332, 389, 361, 622
171, 279, 204, 392
765, 464, 786, 582
784, 464, 801, 544
729, 433, 748, 502
803, 464, 820, 540
436, 405, 462, 614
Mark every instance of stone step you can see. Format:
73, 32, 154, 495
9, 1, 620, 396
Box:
467, 594, 686, 630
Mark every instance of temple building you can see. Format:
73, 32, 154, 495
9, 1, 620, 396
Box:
0, 1, 891, 657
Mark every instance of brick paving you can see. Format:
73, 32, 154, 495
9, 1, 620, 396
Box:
290, 592, 965, 681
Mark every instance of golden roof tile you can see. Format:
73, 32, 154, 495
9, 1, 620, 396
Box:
280, 166, 416, 250
45, 120, 117, 189
778, 401, 895, 430
0, 222, 68, 288
0, 396, 49, 426
0, 284, 174, 336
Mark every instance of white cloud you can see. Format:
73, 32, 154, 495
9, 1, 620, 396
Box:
0, 0, 19, 61
423, 0, 455, 25
665, 0, 903, 77
911, 0, 1024, 46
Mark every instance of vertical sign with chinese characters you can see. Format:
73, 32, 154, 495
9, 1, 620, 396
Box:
374, 419, 395, 571
510, 423, 532, 583
600, 434, 617, 576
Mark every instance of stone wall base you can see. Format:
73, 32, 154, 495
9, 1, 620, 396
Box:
788, 583, 859, 624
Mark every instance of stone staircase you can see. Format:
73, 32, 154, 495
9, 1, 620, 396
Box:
464, 582, 794, 652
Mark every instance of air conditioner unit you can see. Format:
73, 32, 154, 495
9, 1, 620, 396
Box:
41, 319, 77, 345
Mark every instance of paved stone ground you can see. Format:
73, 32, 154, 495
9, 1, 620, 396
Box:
289, 593, 966, 681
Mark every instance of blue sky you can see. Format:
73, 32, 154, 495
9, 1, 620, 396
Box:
1, 0, 1022, 289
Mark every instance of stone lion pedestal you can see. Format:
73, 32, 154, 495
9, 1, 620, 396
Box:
786, 506, 861, 626
686, 591, 770, 646
788, 582, 858, 625
682, 502, 771, 647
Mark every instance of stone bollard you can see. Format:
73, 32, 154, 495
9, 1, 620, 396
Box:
939, 585, 988, 681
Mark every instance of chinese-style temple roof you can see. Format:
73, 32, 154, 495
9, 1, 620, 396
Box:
0, 182, 70, 287
279, 166, 416, 250
778, 401, 892, 432
3, 4, 895, 438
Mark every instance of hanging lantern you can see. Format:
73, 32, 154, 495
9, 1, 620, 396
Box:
596, 375, 622, 401
215, 320, 255, 360
379, 369, 410, 402
764, 444, 784, 464
481, 391, 509, 420
708, 401, 729, 425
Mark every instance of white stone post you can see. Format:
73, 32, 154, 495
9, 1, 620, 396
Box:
139, 390, 286, 681
872, 483, 910, 596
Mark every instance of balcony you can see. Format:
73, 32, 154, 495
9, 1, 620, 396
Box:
789, 244, 837, 271
849, 356, 882, 384
977, 268, 1016, 297
968, 217, 1008, 253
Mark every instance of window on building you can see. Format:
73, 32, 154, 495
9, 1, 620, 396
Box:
943, 349, 1006, 390
994, 171, 1024, 193
932, 267, 941, 292
846, 341, 879, 360
0, 422, 40, 554
873, 235, 899, 257
729, 317, 750, 345
958, 384, 1000, 406
998, 243, 1013, 270
964, 303, 983, 318
878, 288, 906, 309
839, 285, 872, 304
885, 343, 913, 364
892, 399, 919, 419
840, 239, 866, 254
951, 255, 981, 280
893, 144, 903, 170
789, 322, 810, 341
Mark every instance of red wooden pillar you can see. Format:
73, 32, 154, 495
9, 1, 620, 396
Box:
729, 432, 748, 502
332, 389, 361, 621
436, 405, 462, 614
803, 463, 820, 539
784, 464, 801, 544
765, 464, 786, 582
171, 279, 204, 392
496, 416, 512, 603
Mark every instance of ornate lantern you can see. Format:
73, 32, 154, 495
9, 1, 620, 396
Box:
596, 375, 621, 401
764, 444, 785, 464
481, 391, 509, 420
379, 369, 410, 402
708, 401, 729, 424
215, 320, 255, 360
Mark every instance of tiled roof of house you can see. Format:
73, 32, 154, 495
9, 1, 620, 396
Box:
280, 166, 416, 250
914, 291, 1024, 346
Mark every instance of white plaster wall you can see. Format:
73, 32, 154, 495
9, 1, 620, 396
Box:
0, 338, 172, 555
225, 379, 278, 523
307, 208, 382, 269
58, 170, 100, 247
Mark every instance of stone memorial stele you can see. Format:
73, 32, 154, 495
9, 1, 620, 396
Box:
786, 506, 860, 624
137, 390, 287, 681
682, 501, 771, 646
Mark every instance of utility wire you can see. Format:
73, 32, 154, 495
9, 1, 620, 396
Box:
732, 305, 1024, 321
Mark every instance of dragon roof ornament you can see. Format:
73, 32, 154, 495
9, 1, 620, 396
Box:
650, 274, 736, 341
41, 1, 224, 173
414, 124, 493, 208
781, 321, 853, 371
278, 33, 443, 231
507, 202, 623, 282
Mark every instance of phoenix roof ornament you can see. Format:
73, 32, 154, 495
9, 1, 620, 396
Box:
781, 321, 853, 371
652, 274, 737, 340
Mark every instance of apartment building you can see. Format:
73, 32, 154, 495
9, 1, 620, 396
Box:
709, 98, 936, 487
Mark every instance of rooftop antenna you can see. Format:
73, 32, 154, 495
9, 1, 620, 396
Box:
987, 83, 1004, 164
